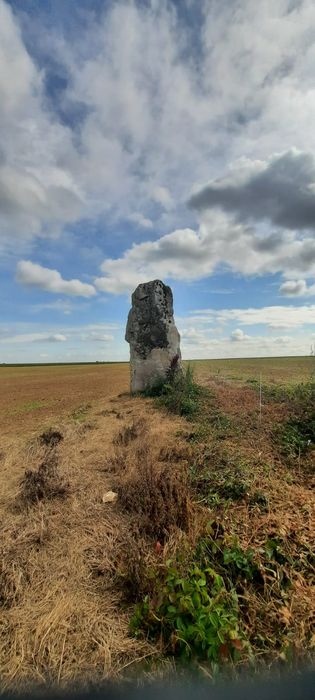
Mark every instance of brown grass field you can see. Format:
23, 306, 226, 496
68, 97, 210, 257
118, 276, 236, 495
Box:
0, 357, 314, 691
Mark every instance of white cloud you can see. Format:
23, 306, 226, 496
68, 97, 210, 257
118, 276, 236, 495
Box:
0, 332, 66, 344
127, 212, 153, 229
0, 1, 82, 251
95, 209, 315, 294
231, 329, 250, 342
188, 304, 315, 329
178, 324, 313, 360
0, 321, 122, 363
152, 186, 174, 211
180, 326, 219, 348
2, 0, 315, 258
95, 227, 202, 294
82, 332, 114, 342
16, 260, 96, 297
31, 299, 78, 315
280, 279, 315, 297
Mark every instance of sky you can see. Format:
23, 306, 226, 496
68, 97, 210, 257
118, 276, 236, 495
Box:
1, 0, 315, 363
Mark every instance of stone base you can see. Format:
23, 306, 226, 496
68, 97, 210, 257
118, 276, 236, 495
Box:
130, 347, 180, 393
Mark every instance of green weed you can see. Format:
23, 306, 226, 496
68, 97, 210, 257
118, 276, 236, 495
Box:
278, 415, 315, 457
130, 560, 242, 663
196, 532, 262, 588
190, 455, 250, 506
146, 365, 202, 418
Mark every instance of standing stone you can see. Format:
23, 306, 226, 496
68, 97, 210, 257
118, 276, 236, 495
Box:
125, 280, 181, 393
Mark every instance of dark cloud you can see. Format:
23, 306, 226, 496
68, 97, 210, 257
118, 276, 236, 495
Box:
279, 280, 306, 296
188, 150, 315, 231
253, 232, 285, 253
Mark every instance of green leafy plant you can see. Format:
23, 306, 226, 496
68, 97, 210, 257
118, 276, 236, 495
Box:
130, 561, 242, 662
196, 532, 262, 588
222, 544, 259, 582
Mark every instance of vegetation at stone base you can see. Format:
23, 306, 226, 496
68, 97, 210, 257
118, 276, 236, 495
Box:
143, 364, 203, 417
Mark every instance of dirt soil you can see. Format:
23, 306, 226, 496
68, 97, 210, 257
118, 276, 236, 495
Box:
0, 364, 129, 438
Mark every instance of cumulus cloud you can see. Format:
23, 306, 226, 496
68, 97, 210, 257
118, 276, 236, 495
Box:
16, 260, 96, 298
95, 228, 204, 294
2, 0, 315, 255
95, 211, 315, 294
188, 150, 315, 231
178, 313, 313, 359
66, 0, 315, 233
180, 327, 218, 348
279, 279, 315, 297
230, 329, 250, 342
0, 1, 82, 250
183, 334, 309, 360
178, 318, 311, 359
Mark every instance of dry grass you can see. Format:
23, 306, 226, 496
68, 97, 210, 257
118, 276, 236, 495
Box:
113, 418, 147, 446
20, 453, 69, 504
0, 393, 189, 692
117, 443, 190, 542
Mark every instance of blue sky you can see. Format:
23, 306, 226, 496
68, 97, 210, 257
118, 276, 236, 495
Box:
1, 0, 315, 363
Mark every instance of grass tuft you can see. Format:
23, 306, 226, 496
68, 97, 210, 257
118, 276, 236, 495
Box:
20, 453, 69, 504
117, 445, 190, 542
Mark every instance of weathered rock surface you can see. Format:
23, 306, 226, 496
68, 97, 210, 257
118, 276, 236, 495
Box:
125, 280, 181, 393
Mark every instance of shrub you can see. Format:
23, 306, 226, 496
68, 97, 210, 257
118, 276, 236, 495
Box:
117, 446, 190, 541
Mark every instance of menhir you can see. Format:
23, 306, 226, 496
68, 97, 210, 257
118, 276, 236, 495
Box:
125, 280, 181, 393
